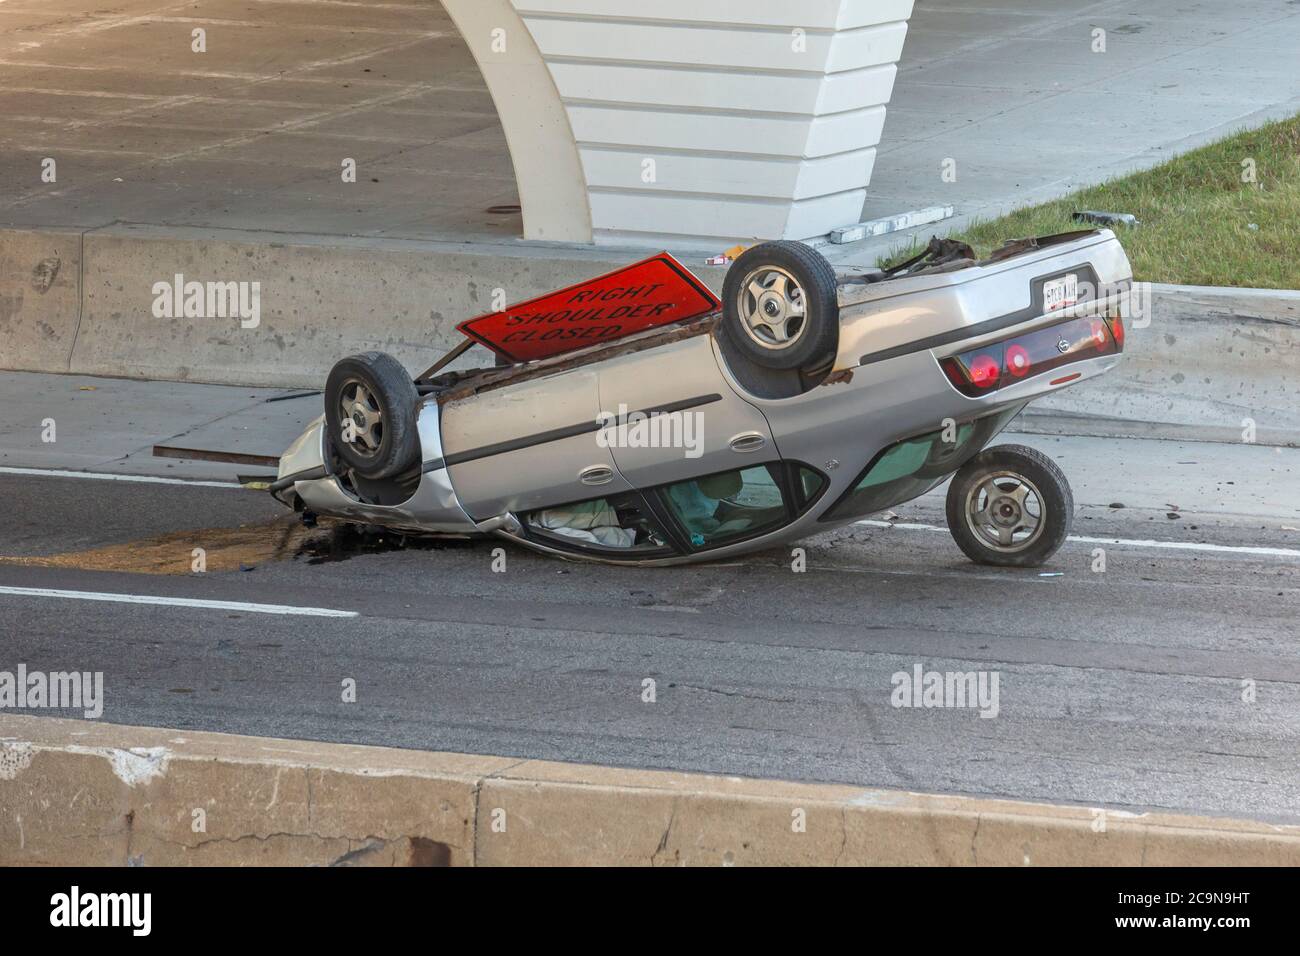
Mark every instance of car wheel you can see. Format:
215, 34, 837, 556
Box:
721, 241, 839, 372
945, 444, 1073, 567
324, 351, 420, 480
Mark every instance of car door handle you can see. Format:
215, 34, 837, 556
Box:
729, 432, 766, 453
579, 464, 615, 485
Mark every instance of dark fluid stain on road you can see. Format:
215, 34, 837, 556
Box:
0, 516, 307, 574
294, 522, 477, 565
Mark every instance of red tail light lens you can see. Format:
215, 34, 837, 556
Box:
1005, 344, 1031, 377
968, 354, 1001, 387
941, 344, 1004, 394
941, 313, 1118, 396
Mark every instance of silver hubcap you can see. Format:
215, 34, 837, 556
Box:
737, 266, 806, 350
964, 471, 1044, 552
340, 380, 383, 457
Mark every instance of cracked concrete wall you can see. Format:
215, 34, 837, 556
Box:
0, 719, 506, 866
2, 716, 1298, 866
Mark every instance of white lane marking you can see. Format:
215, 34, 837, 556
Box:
0, 466, 241, 489
858, 520, 943, 532
854, 520, 1300, 558
0, 586, 356, 618
1064, 534, 1300, 559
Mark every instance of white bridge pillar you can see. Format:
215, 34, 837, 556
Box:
444, 0, 914, 247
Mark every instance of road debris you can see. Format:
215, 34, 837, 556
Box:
1073, 210, 1139, 227
705, 244, 750, 266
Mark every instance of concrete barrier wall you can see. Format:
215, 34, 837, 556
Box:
2, 715, 1297, 866
66, 224, 698, 388
1, 226, 1296, 445
1035, 283, 1300, 445
0, 229, 82, 374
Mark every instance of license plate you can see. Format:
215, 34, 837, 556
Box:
1043, 273, 1078, 312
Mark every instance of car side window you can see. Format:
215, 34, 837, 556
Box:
796, 465, 826, 505
660, 464, 788, 549
821, 426, 976, 523
821, 407, 1022, 522
524, 493, 671, 554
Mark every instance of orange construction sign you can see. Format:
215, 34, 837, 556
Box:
455, 253, 721, 363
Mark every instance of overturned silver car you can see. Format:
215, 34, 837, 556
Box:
270, 231, 1132, 567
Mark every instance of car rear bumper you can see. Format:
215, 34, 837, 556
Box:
834, 229, 1133, 373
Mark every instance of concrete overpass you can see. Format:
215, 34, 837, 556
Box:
3, 0, 1299, 254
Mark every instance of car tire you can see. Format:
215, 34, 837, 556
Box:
324, 351, 421, 481
945, 444, 1073, 567
721, 241, 839, 372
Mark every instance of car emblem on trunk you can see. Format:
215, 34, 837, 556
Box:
1056, 338, 1071, 353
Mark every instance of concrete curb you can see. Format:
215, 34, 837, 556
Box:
1, 224, 1296, 443
2, 716, 1296, 866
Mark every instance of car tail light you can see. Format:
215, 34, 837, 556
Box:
1005, 344, 1031, 377
942, 345, 1004, 393
1089, 319, 1109, 349
1104, 311, 1125, 351
941, 313, 1119, 397
968, 353, 1001, 387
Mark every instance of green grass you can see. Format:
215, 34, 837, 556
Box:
879, 113, 1300, 290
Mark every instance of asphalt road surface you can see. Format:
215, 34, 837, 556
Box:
2, 465, 1297, 826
